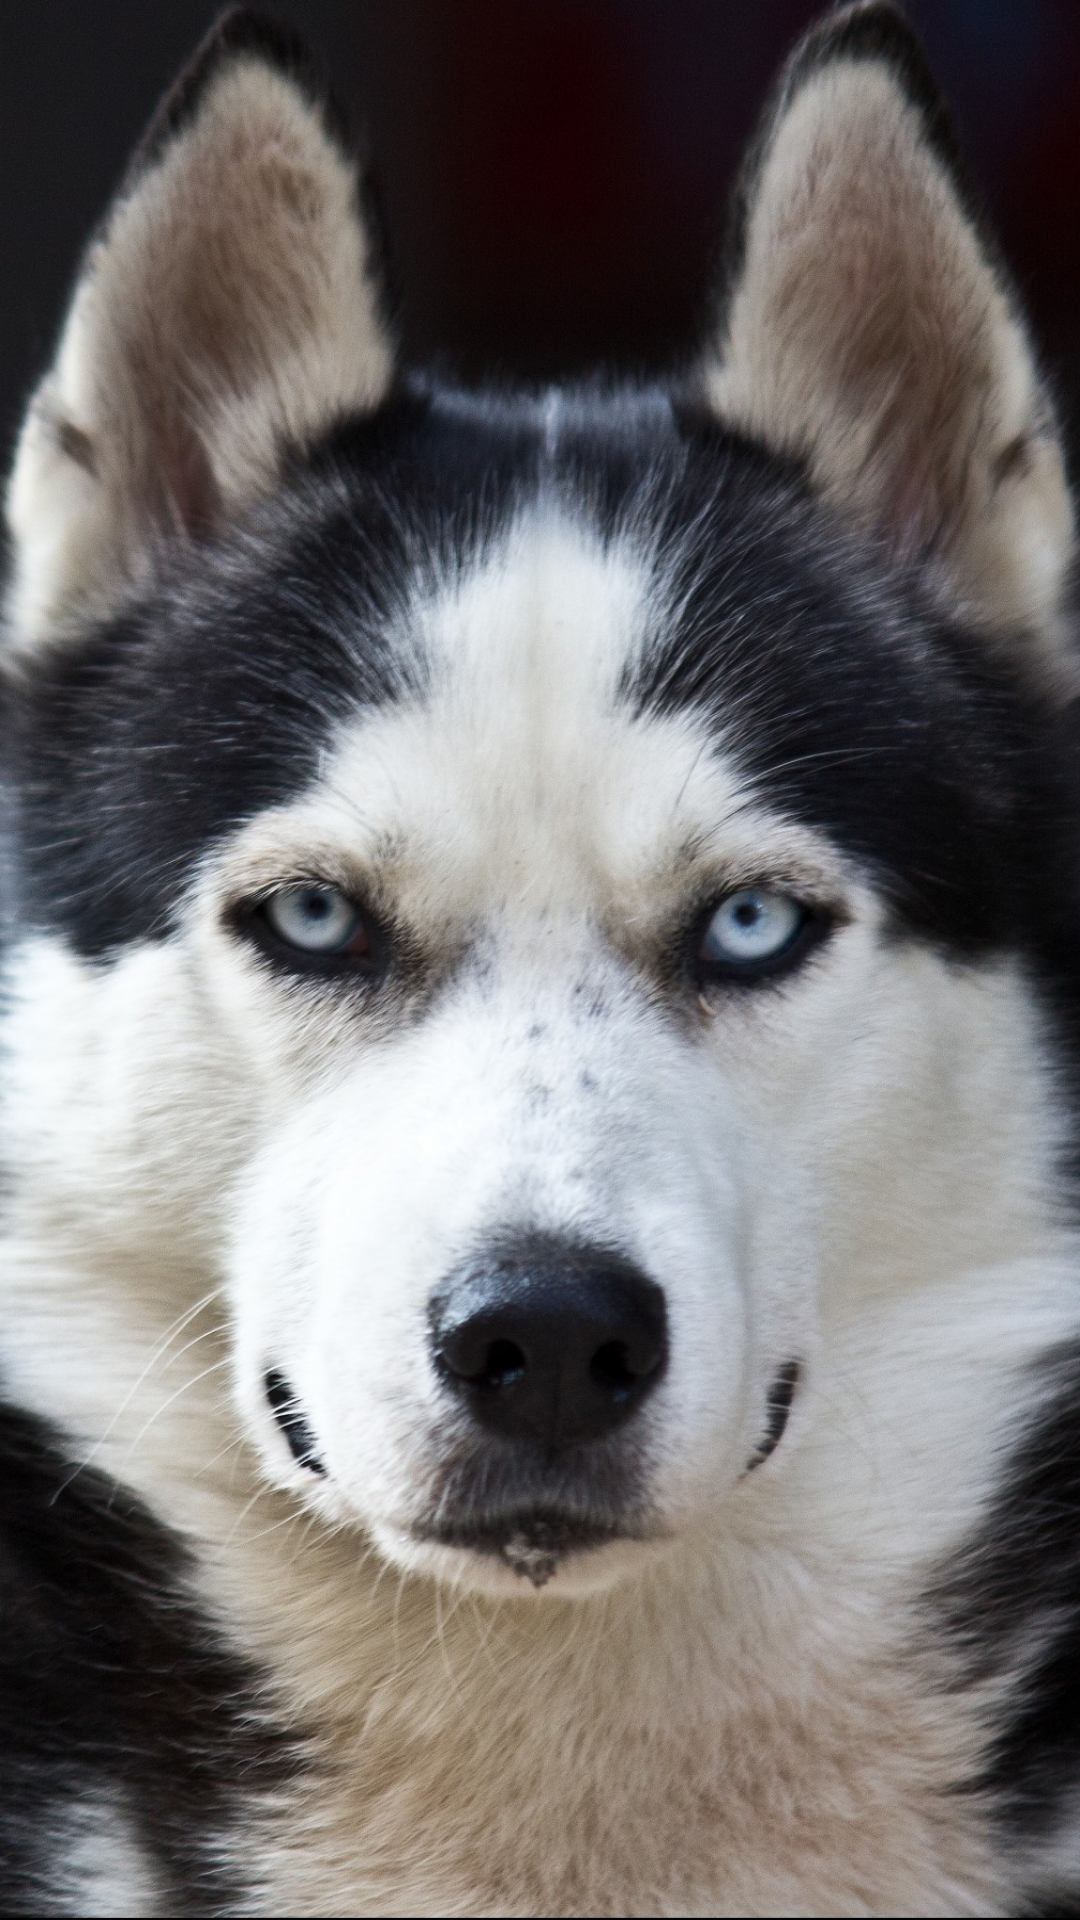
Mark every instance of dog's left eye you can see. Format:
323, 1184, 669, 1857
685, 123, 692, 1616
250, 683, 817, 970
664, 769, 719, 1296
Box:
260, 884, 370, 957
696, 889, 810, 979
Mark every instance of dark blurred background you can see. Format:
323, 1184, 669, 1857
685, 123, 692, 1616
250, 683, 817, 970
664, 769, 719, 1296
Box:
3, 3, 1080, 462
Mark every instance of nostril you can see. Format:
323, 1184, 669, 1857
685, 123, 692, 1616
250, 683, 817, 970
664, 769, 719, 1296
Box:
589, 1338, 659, 1398
436, 1325, 529, 1388
476, 1339, 527, 1389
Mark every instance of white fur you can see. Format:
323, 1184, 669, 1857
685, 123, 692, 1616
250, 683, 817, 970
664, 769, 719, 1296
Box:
57, 1793, 161, 1918
0, 515, 1077, 1913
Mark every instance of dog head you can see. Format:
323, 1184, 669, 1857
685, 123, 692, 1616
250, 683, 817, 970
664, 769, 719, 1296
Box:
3, 5, 1075, 1596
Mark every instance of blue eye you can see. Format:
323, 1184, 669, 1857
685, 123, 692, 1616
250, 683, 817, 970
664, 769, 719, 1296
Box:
697, 889, 808, 977
260, 885, 368, 957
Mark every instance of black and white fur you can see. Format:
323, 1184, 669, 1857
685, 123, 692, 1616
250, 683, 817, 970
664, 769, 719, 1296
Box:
3, 4, 1080, 1912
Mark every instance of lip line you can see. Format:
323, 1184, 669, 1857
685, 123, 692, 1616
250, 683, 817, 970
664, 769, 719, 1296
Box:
409, 1512, 661, 1589
409, 1511, 663, 1557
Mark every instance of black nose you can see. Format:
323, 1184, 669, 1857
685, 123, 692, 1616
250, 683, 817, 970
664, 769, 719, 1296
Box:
430, 1238, 668, 1448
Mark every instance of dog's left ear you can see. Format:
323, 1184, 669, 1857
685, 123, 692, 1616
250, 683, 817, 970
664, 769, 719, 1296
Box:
705, 2, 1074, 672
6, 9, 393, 643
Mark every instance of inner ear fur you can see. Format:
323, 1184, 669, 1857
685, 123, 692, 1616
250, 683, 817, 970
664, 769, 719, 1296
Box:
5, 7, 393, 643
705, 2, 1074, 673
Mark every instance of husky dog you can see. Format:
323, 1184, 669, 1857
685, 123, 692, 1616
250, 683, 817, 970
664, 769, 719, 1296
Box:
2, 2, 1080, 1912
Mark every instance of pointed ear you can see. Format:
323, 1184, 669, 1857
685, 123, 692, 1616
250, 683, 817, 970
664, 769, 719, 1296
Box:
705, 2, 1074, 672
6, 8, 394, 642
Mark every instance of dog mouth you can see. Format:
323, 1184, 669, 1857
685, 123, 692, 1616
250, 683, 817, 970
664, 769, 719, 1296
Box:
264, 1371, 648, 1583
265, 1357, 802, 1585
411, 1508, 642, 1587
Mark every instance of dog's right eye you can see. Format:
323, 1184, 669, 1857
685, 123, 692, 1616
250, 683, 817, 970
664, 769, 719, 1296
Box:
259, 884, 372, 959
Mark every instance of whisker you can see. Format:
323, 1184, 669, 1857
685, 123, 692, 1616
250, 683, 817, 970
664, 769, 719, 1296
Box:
119, 1356, 234, 1472
56, 1289, 225, 1493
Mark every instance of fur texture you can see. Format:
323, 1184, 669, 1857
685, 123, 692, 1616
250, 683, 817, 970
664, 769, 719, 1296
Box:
3, 5, 1080, 1914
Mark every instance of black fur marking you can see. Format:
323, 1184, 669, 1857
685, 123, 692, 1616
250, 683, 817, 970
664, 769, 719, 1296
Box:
0, 1399, 298, 1915
1020, 1900, 1080, 1920
746, 1361, 800, 1470
4, 389, 530, 957
628, 415, 1080, 969
264, 1369, 325, 1475
7, 382, 1080, 1007
929, 1343, 1080, 1893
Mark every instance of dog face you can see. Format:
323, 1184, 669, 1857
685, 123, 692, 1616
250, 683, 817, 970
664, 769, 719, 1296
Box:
2, 8, 1074, 1596
191, 481, 872, 1593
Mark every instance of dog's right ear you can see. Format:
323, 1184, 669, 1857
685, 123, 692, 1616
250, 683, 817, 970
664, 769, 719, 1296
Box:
6, 8, 393, 644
